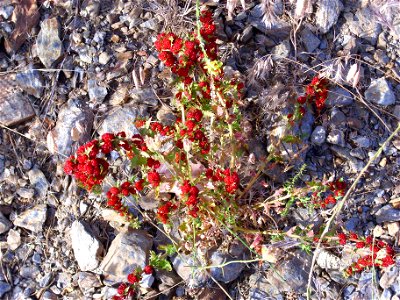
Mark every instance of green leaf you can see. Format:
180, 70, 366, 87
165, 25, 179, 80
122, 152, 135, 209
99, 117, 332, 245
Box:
281, 135, 302, 144
131, 154, 147, 168
149, 251, 172, 271
158, 244, 177, 256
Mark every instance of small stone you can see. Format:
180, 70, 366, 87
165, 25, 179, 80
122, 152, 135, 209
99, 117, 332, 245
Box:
157, 106, 176, 125
393, 105, 400, 119
70, 221, 104, 271
315, 0, 343, 34
300, 28, 320, 53
346, 8, 382, 45
329, 108, 346, 127
0, 6, 14, 19
0, 93, 35, 126
209, 251, 245, 283
379, 265, 399, 289
352, 136, 371, 148
100, 229, 152, 284
311, 126, 326, 145
140, 19, 159, 31
7, 229, 21, 250
27, 167, 49, 199
16, 188, 35, 199
14, 204, 47, 232
365, 78, 395, 106
272, 39, 291, 58
47, 99, 94, 156
36, 18, 64, 68
130, 88, 158, 106
81, 0, 100, 18
99, 52, 111, 65
327, 129, 345, 147
97, 106, 139, 137
42, 290, 58, 300
15, 68, 45, 98
375, 205, 400, 223
109, 84, 129, 106
0, 212, 12, 234
140, 274, 154, 289
373, 225, 384, 237
0, 282, 11, 298
88, 79, 108, 103
78, 272, 101, 293
387, 222, 400, 236
172, 253, 209, 288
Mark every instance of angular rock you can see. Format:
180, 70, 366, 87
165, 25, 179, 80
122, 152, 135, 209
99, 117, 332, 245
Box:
7, 229, 21, 251
78, 272, 102, 293
249, 251, 311, 297
14, 204, 47, 233
315, 0, 343, 34
27, 167, 49, 199
0, 212, 12, 234
327, 129, 345, 147
109, 84, 129, 106
272, 39, 291, 58
36, 18, 64, 68
70, 221, 104, 271
16, 188, 35, 199
130, 88, 158, 106
88, 79, 108, 103
172, 253, 209, 288
347, 8, 382, 45
375, 205, 400, 223
209, 251, 245, 283
301, 28, 320, 53
380, 264, 399, 289
311, 126, 326, 145
97, 106, 139, 137
325, 87, 353, 107
100, 229, 152, 284
0, 282, 11, 298
47, 99, 94, 156
15, 68, 45, 98
365, 78, 395, 106
0, 93, 35, 126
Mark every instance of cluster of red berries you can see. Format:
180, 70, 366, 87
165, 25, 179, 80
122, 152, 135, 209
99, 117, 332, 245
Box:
180, 108, 210, 155
181, 180, 200, 218
205, 167, 240, 195
288, 75, 329, 125
337, 232, 396, 275
155, 10, 217, 84
113, 265, 154, 300
106, 180, 145, 216
157, 201, 177, 224
311, 179, 347, 209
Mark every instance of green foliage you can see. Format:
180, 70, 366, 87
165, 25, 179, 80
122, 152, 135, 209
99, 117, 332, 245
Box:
149, 250, 172, 272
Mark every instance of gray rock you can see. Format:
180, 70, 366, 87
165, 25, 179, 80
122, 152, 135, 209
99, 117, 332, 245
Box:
14, 204, 47, 232
15, 68, 45, 98
47, 99, 94, 156
327, 129, 345, 147
109, 84, 129, 106
365, 78, 395, 106
0, 282, 11, 298
42, 290, 58, 300
27, 167, 49, 199
16, 187, 35, 199
88, 79, 108, 103
379, 265, 398, 289
36, 18, 64, 68
301, 28, 320, 53
249, 7, 290, 40
352, 271, 379, 300
81, 0, 100, 18
0, 93, 35, 126
325, 87, 353, 107
130, 88, 158, 106
315, 0, 343, 34
272, 39, 291, 58
352, 136, 371, 148
97, 106, 139, 137
0, 6, 14, 19
347, 8, 382, 45
311, 126, 326, 145
140, 19, 159, 31
375, 205, 400, 223
70, 221, 104, 271
172, 253, 209, 288
330, 145, 364, 173
78, 272, 102, 293
7, 229, 21, 250
329, 108, 346, 127
157, 106, 176, 126
249, 251, 311, 297
0, 212, 12, 234
100, 229, 152, 284
209, 251, 245, 283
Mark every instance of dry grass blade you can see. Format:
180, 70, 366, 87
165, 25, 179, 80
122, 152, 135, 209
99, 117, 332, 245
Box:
306, 122, 400, 299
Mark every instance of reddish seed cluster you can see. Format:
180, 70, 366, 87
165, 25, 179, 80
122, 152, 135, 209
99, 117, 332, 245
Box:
106, 181, 139, 216
112, 265, 154, 300
337, 232, 396, 276
205, 167, 240, 195
157, 201, 177, 224
181, 180, 200, 218
180, 108, 210, 155
288, 75, 329, 124
311, 179, 347, 209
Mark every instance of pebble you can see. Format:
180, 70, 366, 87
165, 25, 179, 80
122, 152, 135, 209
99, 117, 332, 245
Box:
365, 77, 396, 106
13, 204, 47, 233
109, 84, 129, 106
311, 126, 326, 145
0, 5, 14, 19
7, 229, 21, 250
70, 221, 104, 271
78, 272, 101, 293
209, 250, 245, 283
88, 79, 108, 103
373, 225, 384, 237
272, 39, 291, 58
347, 7, 382, 45
100, 229, 152, 284
140, 19, 159, 31
0, 93, 36, 126
387, 222, 400, 236
15, 68, 45, 98
172, 253, 209, 288
27, 167, 49, 199
0, 282, 11, 298
16, 188, 35, 199
352, 136, 371, 148
0, 212, 12, 234
329, 108, 346, 127
375, 205, 400, 223
98, 52, 111, 65
327, 129, 345, 147
315, 0, 343, 34
36, 18, 64, 68
300, 28, 320, 53
97, 106, 140, 137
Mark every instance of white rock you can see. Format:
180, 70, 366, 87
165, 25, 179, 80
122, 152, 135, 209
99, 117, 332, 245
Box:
365, 78, 395, 106
70, 221, 104, 271
315, 0, 343, 34
7, 229, 21, 250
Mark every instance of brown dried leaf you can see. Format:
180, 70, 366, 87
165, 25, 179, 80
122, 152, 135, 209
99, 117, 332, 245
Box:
5, 0, 40, 54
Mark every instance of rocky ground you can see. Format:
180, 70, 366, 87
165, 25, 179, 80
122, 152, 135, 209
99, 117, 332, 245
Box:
0, 0, 400, 299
